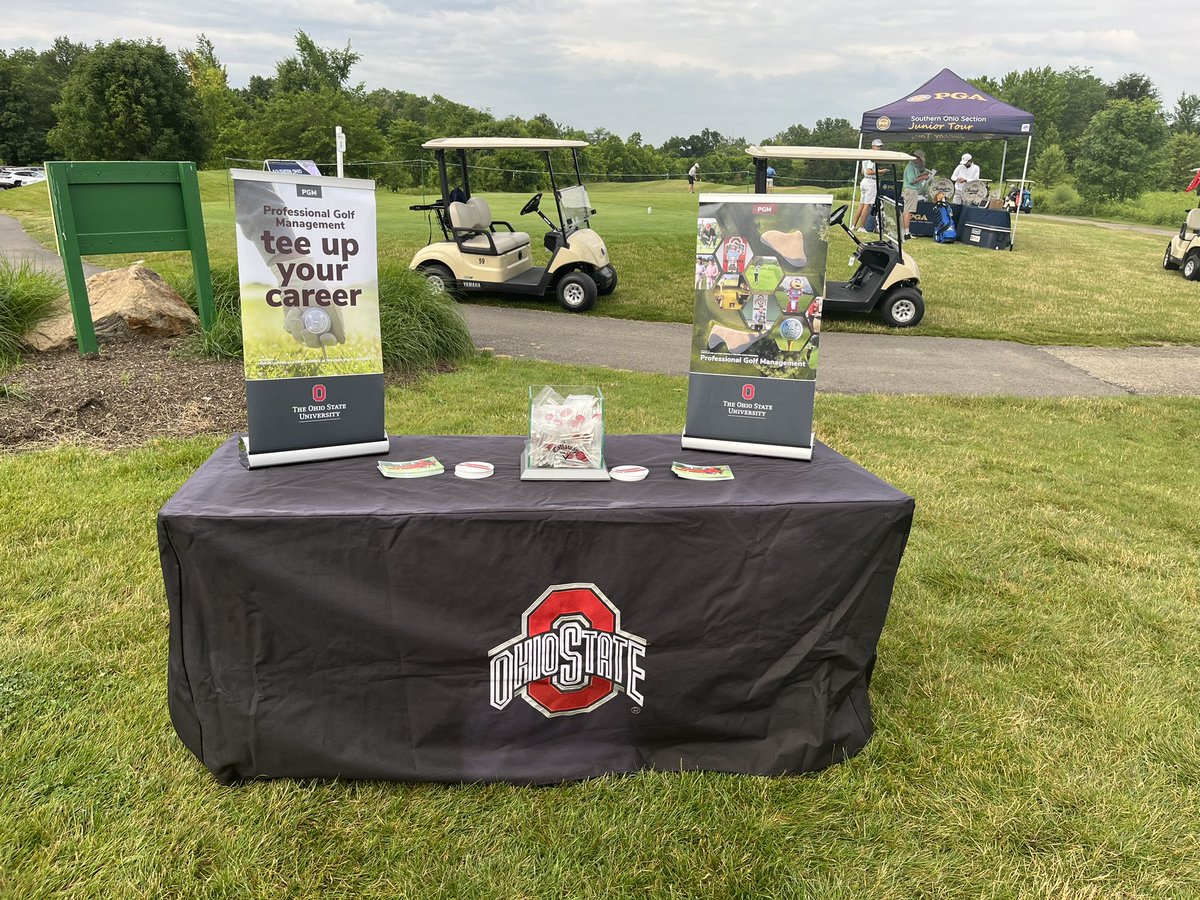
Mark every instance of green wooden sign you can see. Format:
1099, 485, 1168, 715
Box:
45, 161, 215, 355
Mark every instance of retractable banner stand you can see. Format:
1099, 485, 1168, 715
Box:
683, 194, 829, 460
232, 169, 389, 468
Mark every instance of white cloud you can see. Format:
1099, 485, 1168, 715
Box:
1, 1, 1193, 142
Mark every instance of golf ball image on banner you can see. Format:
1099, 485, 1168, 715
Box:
779, 317, 805, 342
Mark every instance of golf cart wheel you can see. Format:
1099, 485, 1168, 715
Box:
597, 268, 618, 296
419, 263, 456, 296
1163, 243, 1179, 271
879, 287, 925, 328
1184, 254, 1200, 281
556, 271, 597, 312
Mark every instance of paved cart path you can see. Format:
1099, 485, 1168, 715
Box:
0, 213, 105, 278
1032, 214, 1177, 238
4, 213, 1198, 398
459, 305, 1200, 398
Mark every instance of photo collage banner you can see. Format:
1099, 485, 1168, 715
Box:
683, 194, 830, 458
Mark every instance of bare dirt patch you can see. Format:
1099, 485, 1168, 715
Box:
1, 338, 246, 453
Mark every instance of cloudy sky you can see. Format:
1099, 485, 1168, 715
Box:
5, 1, 1192, 144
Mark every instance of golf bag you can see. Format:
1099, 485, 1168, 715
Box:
933, 198, 957, 244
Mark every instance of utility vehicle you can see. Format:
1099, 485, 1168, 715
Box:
746, 146, 926, 327
409, 138, 616, 311
1163, 171, 1200, 280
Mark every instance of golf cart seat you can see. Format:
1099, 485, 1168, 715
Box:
1187, 208, 1200, 234
448, 197, 531, 255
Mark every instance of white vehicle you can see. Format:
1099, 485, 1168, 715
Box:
1163, 205, 1200, 281
746, 146, 926, 327
0, 167, 46, 189
409, 138, 616, 311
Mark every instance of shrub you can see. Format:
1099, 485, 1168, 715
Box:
175, 262, 476, 372
174, 265, 243, 361
1033, 184, 1084, 216
0, 260, 63, 365
377, 263, 475, 372
1030, 143, 1068, 189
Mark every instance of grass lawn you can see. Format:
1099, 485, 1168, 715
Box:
3, 176, 1199, 348
3, 356, 1199, 897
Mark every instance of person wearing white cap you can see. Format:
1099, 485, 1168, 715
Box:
854, 138, 887, 232
951, 152, 981, 205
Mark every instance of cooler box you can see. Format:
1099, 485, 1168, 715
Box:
958, 207, 1012, 250
961, 223, 1011, 250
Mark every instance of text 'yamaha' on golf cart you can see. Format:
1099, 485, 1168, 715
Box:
408, 137, 617, 311
747, 145, 926, 327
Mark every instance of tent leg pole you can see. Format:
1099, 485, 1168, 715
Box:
1000, 140, 1008, 187
1010, 135, 1032, 251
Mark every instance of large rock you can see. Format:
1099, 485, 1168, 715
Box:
25, 264, 201, 352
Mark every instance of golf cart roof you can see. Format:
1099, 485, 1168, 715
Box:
746, 145, 915, 162
422, 137, 589, 151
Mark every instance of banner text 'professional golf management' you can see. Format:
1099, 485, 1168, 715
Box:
683, 194, 829, 460
233, 169, 388, 467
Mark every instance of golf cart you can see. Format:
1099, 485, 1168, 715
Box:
408, 138, 616, 311
746, 146, 926, 327
1163, 170, 1200, 280
1005, 178, 1034, 214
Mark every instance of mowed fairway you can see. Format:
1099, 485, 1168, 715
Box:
3, 175, 1198, 346
2, 357, 1199, 896
2, 168, 1199, 895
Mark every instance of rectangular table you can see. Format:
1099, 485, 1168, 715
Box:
158, 434, 914, 784
908, 199, 962, 238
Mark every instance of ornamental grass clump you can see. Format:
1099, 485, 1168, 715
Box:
0, 260, 62, 365
176, 264, 243, 361
376, 263, 475, 372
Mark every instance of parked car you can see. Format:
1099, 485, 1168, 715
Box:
0, 168, 46, 189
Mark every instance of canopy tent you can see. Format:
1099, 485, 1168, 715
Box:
861, 68, 1033, 141
858, 69, 1034, 248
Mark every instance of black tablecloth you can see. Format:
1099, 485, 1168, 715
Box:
908, 199, 962, 237
158, 434, 914, 784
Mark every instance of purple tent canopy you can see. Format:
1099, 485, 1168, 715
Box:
861, 69, 1033, 142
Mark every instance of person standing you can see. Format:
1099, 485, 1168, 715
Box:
902, 149, 932, 239
951, 152, 980, 205
854, 138, 885, 232
688, 162, 699, 193
766, 165, 776, 192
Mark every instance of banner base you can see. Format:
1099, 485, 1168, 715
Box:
681, 432, 814, 461
239, 434, 391, 469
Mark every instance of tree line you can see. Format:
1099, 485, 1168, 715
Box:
1, 33, 1197, 204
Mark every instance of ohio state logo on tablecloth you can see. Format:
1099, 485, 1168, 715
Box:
489, 583, 647, 718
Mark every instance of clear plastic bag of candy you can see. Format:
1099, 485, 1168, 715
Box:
527, 385, 605, 469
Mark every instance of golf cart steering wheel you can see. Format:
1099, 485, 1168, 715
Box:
520, 192, 543, 216
830, 205, 848, 227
